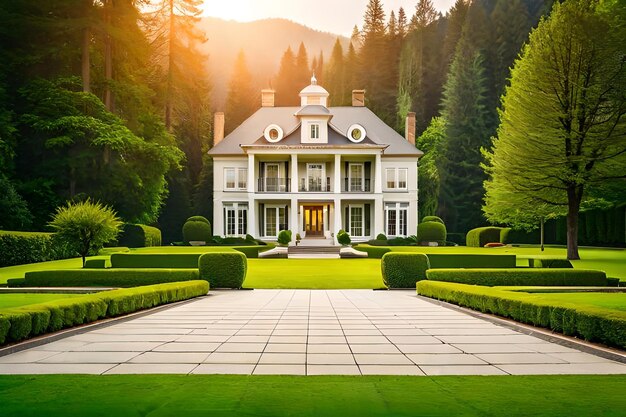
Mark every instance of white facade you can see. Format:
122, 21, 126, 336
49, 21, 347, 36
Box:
210, 79, 421, 245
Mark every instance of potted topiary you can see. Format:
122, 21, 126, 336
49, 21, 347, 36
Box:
295, 233, 301, 246
337, 229, 351, 246
277, 230, 292, 247
182, 215, 212, 246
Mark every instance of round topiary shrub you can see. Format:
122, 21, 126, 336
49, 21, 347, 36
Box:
417, 221, 446, 244
381, 253, 430, 288
277, 230, 292, 246
186, 215, 210, 225
337, 230, 351, 246
422, 215, 444, 224
198, 252, 247, 288
376, 233, 388, 240
183, 219, 212, 244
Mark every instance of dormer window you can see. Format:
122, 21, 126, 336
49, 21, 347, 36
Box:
347, 124, 366, 143
264, 124, 284, 143
310, 123, 320, 140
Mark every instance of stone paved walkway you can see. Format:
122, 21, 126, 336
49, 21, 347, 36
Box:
1, 290, 625, 375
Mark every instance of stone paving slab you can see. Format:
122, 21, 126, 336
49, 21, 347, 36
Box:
1, 290, 625, 375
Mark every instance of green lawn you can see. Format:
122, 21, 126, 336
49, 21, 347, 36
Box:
2, 245, 624, 287
0, 257, 84, 284
0, 375, 624, 416
243, 259, 384, 289
0, 293, 82, 309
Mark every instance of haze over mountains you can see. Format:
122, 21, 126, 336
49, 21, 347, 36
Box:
197, 17, 350, 107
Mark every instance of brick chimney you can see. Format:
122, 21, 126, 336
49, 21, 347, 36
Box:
261, 89, 275, 107
352, 90, 365, 107
213, 112, 225, 146
405, 112, 416, 146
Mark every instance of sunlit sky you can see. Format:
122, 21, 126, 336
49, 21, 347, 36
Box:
201, 0, 457, 36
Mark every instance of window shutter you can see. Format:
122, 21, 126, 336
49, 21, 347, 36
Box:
365, 204, 371, 236
344, 206, 349, 232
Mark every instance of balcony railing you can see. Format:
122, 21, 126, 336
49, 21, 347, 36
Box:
342, 178, 371, 192
299, 177, 331, 192
258, 177, 290, 192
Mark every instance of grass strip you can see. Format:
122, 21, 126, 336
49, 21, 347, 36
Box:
0, 375, 624, 417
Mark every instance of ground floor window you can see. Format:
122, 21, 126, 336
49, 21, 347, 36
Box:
385, 202, 408, 237
224, 203, 248, 236
263, 205, 287, 237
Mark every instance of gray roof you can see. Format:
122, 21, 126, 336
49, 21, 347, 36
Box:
209, 106, 423, 157
294, 105, 331, 117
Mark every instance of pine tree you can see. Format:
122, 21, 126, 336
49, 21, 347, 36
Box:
325, 39, 346, 105
295, 42, 310, 89
439, 37, 492, 233
359, 0, 396, 124
275, 46, 298, 106
225, 50, 257, 135
149, 0, 206, 130
442, 0, 469, 70
397, 7, 408, 38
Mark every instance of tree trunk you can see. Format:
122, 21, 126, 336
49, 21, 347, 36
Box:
541, 217, 545, 252
82, 27, 91, 93
165, 0, 175, 130
566, 185, 583, 260
103, 0, 112, 165
103, 0, 113, 111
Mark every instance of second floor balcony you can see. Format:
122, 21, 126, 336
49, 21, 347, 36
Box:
258, 177, 290, 193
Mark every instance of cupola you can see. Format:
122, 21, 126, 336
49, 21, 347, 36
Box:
299, 74, 329, 107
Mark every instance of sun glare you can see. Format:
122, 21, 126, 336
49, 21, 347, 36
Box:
202, 0, 259, 22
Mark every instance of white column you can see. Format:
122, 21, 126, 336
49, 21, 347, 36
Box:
333, 198, 342, 245
334, 154, 341, 193
374, 197, 384, 237
290, 198, 298, 237
248, 199, 256, 237
214, 201, 224, 238
290, 154, 298, 193
247, 153, 255, 192
375, 152, 383, 194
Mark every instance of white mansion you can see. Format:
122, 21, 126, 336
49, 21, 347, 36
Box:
209, 77, 423, 244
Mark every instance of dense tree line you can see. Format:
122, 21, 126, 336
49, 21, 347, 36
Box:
0, 0, 212, 243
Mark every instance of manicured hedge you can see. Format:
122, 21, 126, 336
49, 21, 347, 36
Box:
426, 268, 607, 287
417, 281, 626, 349
527, 258, 573, 268
381, 253, 430, 288
183, 219, 212, 243
0, 231, 75, 267
417, 221, 446, 243
110, 253, 208, 268
198, 252, 247, 288
0, 281, 208, 345
83, 257, 110, 269
21, 269, 199, 287
117, 224, 162, 248
422, 216, 444, 224
427, 254, 516, 269
353, 245, 391, 258
466, 227, 505, 247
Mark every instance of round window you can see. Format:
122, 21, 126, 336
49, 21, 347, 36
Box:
347, 124, 366, 143
264, 124, 284, 143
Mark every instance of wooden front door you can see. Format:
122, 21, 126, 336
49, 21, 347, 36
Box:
304, 206, 324, 236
